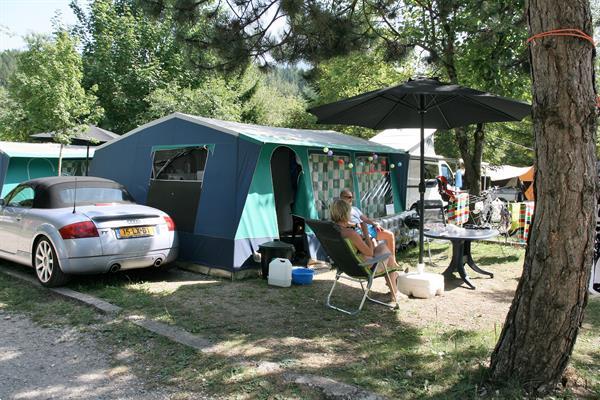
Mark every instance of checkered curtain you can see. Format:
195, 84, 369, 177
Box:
308, 153, 353, 220
518, 202, 534, 243
355, 156, 391, 218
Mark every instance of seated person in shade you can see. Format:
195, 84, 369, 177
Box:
340, 188, 400, 269
330, 199, 400, 302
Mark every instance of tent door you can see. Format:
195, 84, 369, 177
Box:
270, 147, 307, 259
147, 181, 201, 232
146, 147, 208, 233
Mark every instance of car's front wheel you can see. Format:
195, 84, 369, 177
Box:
34, 237, 69, 287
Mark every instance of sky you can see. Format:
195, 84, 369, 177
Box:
0, 0, 79, 51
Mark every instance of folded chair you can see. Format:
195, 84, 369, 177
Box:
305, 219, 401, 315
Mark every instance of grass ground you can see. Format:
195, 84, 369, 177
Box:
0, 241, 598, 399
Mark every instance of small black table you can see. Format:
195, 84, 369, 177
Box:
424, 227, 499, 289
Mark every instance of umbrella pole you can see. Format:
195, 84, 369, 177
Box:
418, 96, 425, 268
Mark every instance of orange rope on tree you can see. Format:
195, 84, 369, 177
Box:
527, 28, 595, 46
528, 29, 599, 108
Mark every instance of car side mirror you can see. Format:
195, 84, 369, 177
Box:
0, 198, 4, 207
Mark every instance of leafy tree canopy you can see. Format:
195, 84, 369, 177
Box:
139, 65, 309, 128
307, 48, 415, 138
71, 0, 193, 133
138, 0, 533, 173
4, 31, 102, 143
72, 0, 310, 133
138, 0, 375, 70
0, 50, 19, 88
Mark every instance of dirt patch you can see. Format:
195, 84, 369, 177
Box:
0, 311, 178, 400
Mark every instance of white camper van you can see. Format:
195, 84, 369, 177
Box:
370, 128, 455, 210
405, 156, 455, 210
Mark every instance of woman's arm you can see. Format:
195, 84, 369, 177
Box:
360, 214, 382, 231
346, 228, 374, 257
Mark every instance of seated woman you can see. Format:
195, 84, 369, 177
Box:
330, 199, 401, 302
340, 188, 399, 265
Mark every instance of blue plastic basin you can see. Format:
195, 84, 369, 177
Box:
292, 267, 314, 285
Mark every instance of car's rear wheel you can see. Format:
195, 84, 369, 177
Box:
34, 237, 69, 287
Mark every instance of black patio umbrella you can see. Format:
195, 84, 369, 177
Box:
308, 77, 531, 267
31, 125, 119, 175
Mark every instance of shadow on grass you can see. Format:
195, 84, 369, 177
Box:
480, 288, 520, 304
583, 298, 600, 330
476, 255, 521, 266
0, 267, 100, 326
27, 263, 477, 398
440, 272, 505, 293
442, 276, 474, 292
6, 253, 595, 400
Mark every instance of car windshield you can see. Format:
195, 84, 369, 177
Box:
58, 187, 134, 206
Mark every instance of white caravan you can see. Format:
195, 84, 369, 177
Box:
370, 129, 455, 210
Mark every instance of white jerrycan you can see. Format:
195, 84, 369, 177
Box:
268, 258, 292, 287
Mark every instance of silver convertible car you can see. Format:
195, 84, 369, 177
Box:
0, 177, 178, 287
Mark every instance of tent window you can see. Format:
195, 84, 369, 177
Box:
355, 155, 393, 218
61, 160, 87, 176
308, 153, 353, 220
152, 147, 208, 182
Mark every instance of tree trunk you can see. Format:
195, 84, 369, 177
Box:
455, 124, 484, 196
490, 0, 596, 394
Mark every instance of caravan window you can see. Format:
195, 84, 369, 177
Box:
152, 147, 208, 182
440, 163, 454, 184
424, 163, 439, 179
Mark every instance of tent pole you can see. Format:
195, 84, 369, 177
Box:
418, 95, 425, 266
86, 145, 90, 176
58, 144, 63, 177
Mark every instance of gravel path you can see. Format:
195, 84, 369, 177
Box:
0, 311, 175, 400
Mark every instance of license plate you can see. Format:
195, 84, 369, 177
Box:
116, 226, 155, 239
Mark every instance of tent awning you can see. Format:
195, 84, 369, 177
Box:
188, 114, 405, 153
484, 165, 533, 182
0, 141, 95, 159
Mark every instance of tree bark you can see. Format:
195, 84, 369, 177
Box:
490, 0, 597, 394
455, 124, 484, 195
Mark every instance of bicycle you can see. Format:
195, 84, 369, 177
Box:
468, 187, 514, 237
434, 178, 514, 236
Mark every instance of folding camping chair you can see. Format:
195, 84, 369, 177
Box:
305, 219, 401, 315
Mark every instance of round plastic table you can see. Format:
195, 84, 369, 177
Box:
424, 227, 499, 289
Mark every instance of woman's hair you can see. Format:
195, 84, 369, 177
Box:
330, 198, 351, 223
